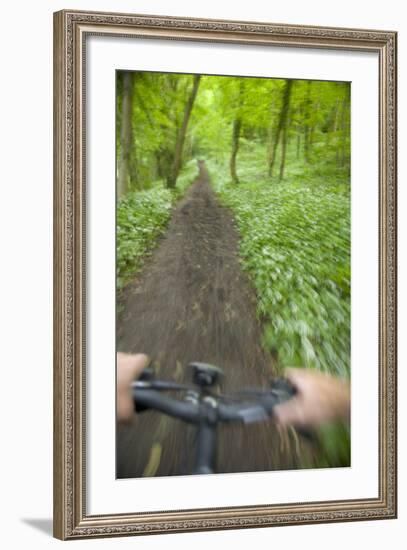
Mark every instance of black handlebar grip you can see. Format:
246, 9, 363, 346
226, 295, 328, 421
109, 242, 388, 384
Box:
133, 388, 200, 422
138, 366, 155, 382
270, 377, 297, 401
133, 387, 150, 413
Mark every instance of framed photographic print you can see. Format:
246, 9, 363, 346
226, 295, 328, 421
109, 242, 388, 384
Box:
53, 9, 397, 540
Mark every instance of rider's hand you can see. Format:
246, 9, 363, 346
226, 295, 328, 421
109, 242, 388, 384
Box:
274, 367, 350, 429
117, 352, 149, 423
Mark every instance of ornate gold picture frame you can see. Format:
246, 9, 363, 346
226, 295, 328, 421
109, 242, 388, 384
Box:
53, 9, 397, 540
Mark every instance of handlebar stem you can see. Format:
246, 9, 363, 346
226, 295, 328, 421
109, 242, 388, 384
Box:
193, 397, 219, 474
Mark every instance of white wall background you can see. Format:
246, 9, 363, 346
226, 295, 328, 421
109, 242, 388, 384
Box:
0, 0, 404, 548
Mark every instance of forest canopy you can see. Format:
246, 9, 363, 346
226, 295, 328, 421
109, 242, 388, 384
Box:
116, 71, 350, 195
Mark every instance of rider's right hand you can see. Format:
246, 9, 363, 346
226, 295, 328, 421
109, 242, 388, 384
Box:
273, 368, 350, 429
117, 352, 149, 423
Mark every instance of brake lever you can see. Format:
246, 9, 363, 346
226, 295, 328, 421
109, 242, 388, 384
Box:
253, 377, 296, 412
268, 379, 319, 441
233, 378, 296, 403
269, 377, 297, 403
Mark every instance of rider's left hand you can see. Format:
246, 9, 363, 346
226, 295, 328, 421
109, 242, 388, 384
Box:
117, 352, 149, 423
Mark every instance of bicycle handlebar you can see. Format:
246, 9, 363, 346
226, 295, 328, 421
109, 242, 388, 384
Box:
130, 364, 296, 474
132, 376, 296, 426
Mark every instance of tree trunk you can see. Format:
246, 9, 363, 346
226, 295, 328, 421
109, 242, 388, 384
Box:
117, 72, 134, 198
325, 100, 339, 147
230, 117, 242, 184
304, 125, 310, 163
296, 131, 301, 159
268, 79, 293, 178
166, 75, 201, 188
229, 80, 246, 184
268, 123, 280, 177
339, 98, 348, 168
303, 80, 312, 163
279, 124, 288, 181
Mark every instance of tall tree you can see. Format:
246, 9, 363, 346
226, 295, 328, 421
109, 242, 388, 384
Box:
230, 118, 242, 184
166, 75, 201, 188
303, 80, 312, 164
338, 94, 350, 168
117, 72, 134, 198
268, 79, 293, 178
229, 80, 245, 184
116, 73, 350, 193
279, 122, 288, 181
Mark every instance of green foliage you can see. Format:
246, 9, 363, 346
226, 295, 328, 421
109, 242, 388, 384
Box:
117, 72, 350, 191
116, 160, 199, 290
117, 188, 172, 291
117, 72, 202, 191
208, 141, 351, 467
208, 151, 350, 378
316, 422, 351, 468
117, 71, 351, 377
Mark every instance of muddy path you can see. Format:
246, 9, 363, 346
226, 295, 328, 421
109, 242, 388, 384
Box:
117, 161, 302, 477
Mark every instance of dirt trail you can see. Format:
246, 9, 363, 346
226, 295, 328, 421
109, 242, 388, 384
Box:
117, 161, 301, 477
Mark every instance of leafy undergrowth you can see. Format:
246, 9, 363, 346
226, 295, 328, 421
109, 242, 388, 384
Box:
207, 152, 350, 378
117, 160, 199, 291
207, 148, 351, 467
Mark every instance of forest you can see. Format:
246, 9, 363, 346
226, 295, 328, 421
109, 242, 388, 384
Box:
116, 71, 351, 475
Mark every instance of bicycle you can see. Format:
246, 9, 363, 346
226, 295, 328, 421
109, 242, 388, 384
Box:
132, 362, 296, 475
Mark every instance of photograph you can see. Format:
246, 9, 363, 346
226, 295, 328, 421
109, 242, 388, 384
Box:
115, 71, 351, 479
53, 9, 396, 538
